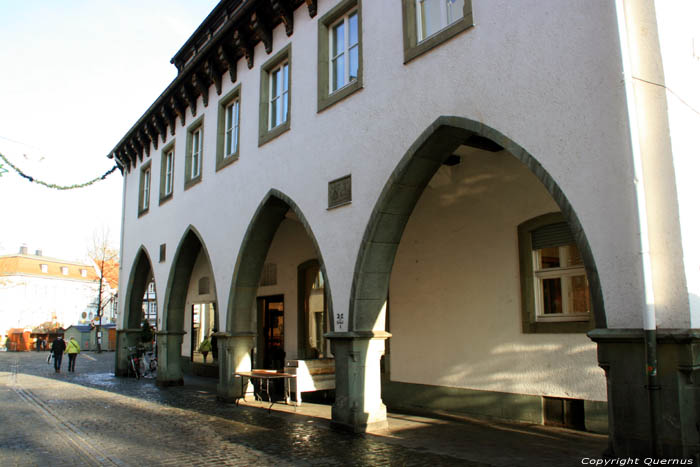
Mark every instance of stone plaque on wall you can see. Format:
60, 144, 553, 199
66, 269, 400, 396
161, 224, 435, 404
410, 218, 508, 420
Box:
328, 174, 351, 209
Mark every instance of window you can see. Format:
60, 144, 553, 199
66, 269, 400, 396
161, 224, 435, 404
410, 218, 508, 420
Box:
318, 0, 363, 111
270, 63, 289, 129
216, 85, 241, 171
160, 143, 175, 204
61, 267, 68, 275
298, 260, 329, 359
138, 161, 152, 216
401, 0, 473, 63
185, 118, 204, 189
80, 269, 87, 277
518, 213, 594, 333
40, 264, 48, 273
259, 45, 291, 145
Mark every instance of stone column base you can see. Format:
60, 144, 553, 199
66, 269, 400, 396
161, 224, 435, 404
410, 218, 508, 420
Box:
589, 328, 700, 459
216, 332, 256, 402
114, 329, 142, 377
328, 331, 391, 433
156, 330, 186, 387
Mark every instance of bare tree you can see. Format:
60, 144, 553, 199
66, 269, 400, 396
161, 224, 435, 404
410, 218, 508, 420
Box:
87, 226, 119, 353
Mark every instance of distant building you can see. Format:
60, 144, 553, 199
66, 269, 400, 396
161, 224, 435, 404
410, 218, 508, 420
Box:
0, 246, 118, 341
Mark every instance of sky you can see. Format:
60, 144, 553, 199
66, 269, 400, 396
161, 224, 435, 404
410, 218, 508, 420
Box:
0, 0, 219, 262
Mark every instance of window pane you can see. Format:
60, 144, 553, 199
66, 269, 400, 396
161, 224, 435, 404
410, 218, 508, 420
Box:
565, 245, 583, 267
349, 45, 359, 81
332, 54, 345, 91
569, 275, 590, 314
542, 278, 563, 314
271, 68, 279, 99
348, 12, 358, 47
282, 63, 289, 92
281, 91, 288, 124
419, 0, 443, 40
333, 21, 345, 57
538, 247, 560, 269
446, 0, 465, 25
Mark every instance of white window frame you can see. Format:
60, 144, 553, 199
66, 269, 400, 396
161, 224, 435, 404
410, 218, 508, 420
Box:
142, 167, 151, 211
61, 267, 68, 275
224, 99, 240, 158
164, 150, 174, 196
329, 8, 359, 93
190, 127, 202, 179
532, 246, 590, 322
268, 61, 289, 130
416, 0, 464, 42
80, 269, 87, 277
40, 264, 48, 273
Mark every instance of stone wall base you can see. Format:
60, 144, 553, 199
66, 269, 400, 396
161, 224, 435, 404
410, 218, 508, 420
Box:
589, 328, 700, 459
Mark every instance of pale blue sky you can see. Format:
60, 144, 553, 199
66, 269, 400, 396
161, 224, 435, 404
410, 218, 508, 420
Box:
0, 0, 219, 261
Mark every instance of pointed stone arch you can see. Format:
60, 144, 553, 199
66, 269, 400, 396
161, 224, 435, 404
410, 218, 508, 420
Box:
115, 246, 155, 376
158, 225, 218, 386
349, 116, 606, 332
217, 189, 333, 401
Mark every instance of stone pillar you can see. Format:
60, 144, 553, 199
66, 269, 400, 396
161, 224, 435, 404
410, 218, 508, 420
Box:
589, 329, 700, 459
328, 331, 390, 433
114, 329, 142, 377
156, 330, 186, 387
216, 332, 256, 402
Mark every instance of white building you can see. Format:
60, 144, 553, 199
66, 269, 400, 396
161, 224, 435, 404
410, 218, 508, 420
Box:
0, 247, 102, 336
109, 0, 700, 458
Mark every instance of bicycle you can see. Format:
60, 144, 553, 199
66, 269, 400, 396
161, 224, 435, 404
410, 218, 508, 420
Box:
126, 346, 142, 379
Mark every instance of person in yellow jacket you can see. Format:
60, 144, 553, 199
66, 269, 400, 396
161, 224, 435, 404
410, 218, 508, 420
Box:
65, 337, 81, 372
199, 336, 212, 363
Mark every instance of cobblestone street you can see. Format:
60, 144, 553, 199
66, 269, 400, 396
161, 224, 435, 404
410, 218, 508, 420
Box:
0, 351, 607, 466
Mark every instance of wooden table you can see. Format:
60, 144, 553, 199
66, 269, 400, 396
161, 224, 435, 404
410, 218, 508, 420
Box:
233, 370, 297, 411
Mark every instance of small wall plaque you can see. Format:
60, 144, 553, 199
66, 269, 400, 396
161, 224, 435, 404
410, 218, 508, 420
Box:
159, 243, 166, 263
328, 174, 351, 209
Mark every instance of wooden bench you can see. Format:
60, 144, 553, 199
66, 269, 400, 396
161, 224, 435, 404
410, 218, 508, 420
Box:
285, 358, 335, 406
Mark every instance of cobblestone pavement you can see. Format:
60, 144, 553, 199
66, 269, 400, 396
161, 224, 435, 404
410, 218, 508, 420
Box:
0, 351, 607, 466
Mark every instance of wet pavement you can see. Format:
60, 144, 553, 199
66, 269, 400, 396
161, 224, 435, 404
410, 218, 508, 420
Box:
0, 351, 608, 466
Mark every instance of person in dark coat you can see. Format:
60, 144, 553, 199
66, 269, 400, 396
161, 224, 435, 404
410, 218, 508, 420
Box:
51, 336, 66, 373
211, 329, 218, 362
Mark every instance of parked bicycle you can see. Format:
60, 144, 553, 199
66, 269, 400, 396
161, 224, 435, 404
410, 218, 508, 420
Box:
126, 345, 142, 379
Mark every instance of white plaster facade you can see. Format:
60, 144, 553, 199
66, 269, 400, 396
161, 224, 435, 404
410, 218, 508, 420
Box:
110, 0, 699, 450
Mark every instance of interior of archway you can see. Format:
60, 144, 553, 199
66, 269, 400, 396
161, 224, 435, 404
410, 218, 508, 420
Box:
127, 251, 155, 330
383, 144, 608, 432
247, 209, 334, 401
165, 232, 219, 379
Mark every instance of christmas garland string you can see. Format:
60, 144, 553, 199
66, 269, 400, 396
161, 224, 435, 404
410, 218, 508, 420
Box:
0, 152, 118, 189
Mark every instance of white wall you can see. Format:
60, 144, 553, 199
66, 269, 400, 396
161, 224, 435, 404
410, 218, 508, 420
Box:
389, 147, 606, 401
117, 1, 655, 339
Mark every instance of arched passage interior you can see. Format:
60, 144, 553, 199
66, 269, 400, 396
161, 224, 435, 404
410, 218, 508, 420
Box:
337, 117, 608, 433
218, 190, 334, 402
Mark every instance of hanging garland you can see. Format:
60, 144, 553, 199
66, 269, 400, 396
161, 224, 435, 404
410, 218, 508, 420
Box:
0, 152, 118, 190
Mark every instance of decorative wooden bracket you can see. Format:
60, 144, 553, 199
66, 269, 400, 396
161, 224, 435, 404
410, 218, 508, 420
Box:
182, 83, 198, 117
218, 43, 238, 84
251, 11, 273, 54
193, 71, 210, 107
169, 93, 187, 127
130, 139, 143, 162
234, 29, 254, 69
271, 0, 294, 36
146, 121, 160, 150
305, 0, 317, 18
206, 56, 223, 96
138, 129, 151, 157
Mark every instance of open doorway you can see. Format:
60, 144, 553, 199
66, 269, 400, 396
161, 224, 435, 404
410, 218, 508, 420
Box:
256, 295, 284, 370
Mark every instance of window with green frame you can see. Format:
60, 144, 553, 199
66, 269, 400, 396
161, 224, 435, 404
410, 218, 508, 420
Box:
185, 117, 203, 189
138, 160, 151, 217
259, 45, 291, 146
216, 85, 241, 171
401, 0, 473, 63
159, 142, 175, 204
317, 0, 363, 112
518, 213, 595, 334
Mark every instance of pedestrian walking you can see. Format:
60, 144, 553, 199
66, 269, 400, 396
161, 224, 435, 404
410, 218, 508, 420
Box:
51, 336, 66, 373
211, 329, 218, 362
65, 337, 81, 372
199, 336, 212, 363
